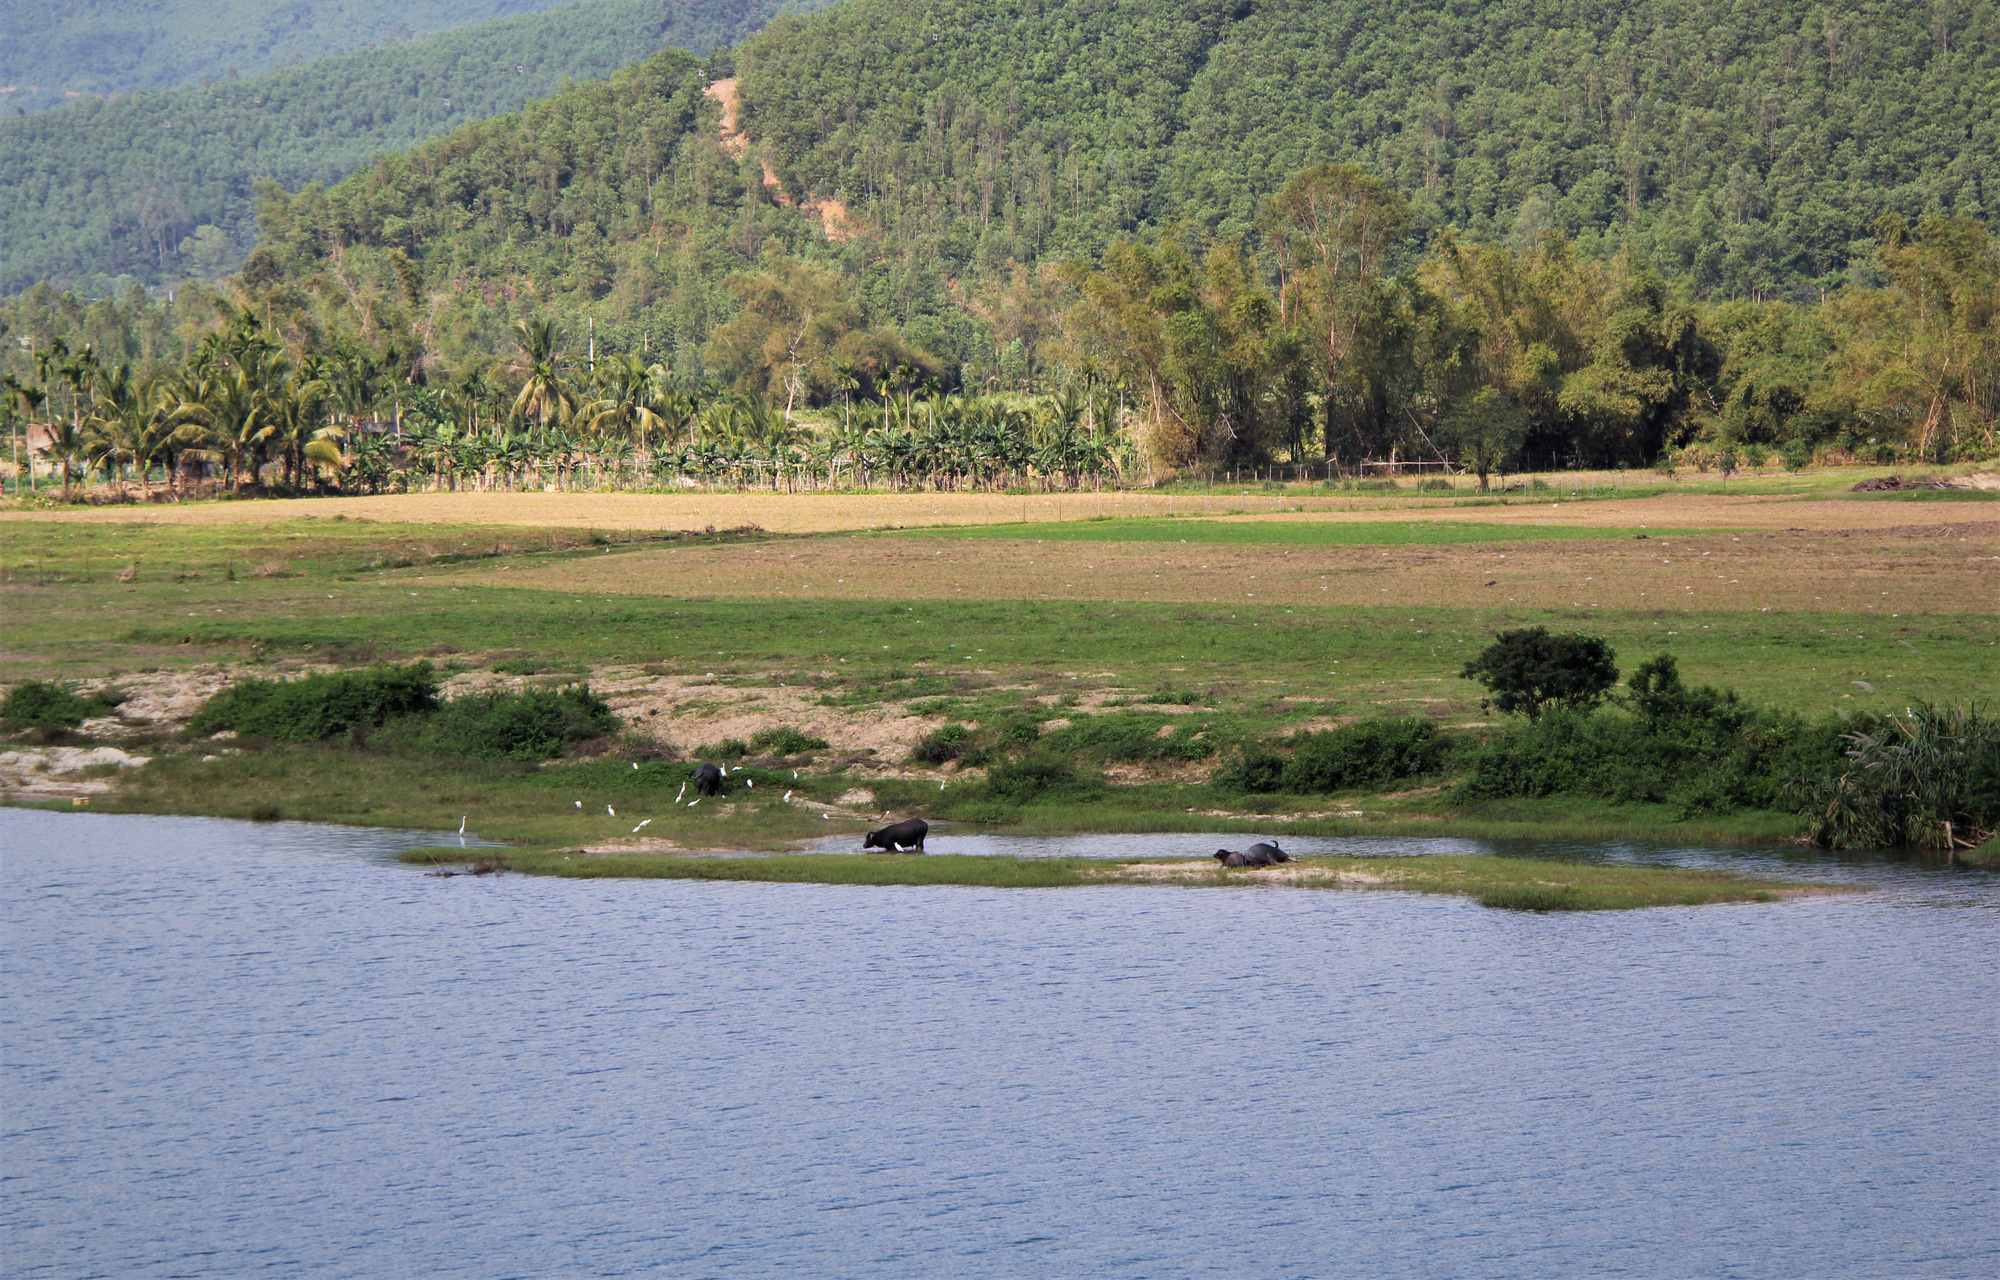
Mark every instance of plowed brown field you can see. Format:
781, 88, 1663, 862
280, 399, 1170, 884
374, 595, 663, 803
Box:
465, 520, 2000, 616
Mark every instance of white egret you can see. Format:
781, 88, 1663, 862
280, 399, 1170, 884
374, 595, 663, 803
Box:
607, 805, 616, 816
632, 819, 651, 833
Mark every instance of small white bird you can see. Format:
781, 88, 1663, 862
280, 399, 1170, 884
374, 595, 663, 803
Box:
784, 790, 793, 802
607, 805, 616, 816
632, 762, 640, 770
458, 816, 467, 834
632, 819, 651, 833
792, 770, 798, 779
675, 782, 686, 802
688, 798, 700, 807
574, 800, 582, 809
746, 779, 754, 789
940, 782, 946, 791
720, 765, 729, 776
822, 812, 830, 819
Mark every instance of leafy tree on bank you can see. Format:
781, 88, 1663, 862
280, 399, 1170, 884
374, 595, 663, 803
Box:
1461, 628, 1620, 721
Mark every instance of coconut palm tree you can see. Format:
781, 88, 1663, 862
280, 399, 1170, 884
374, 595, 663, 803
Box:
36, 415, 91, 500
4, 373, 48, 493
510, 317, 575, 436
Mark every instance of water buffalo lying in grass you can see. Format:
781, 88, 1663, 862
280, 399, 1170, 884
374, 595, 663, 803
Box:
864, 817, 929, 853
1214, 841, 1291, 868
691, 763, 724, 796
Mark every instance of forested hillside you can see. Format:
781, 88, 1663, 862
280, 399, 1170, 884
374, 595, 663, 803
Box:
6, 1, 592, 112
3, 0, 1993, 478
744, 0, 1995, 299
0, 0, 835, 294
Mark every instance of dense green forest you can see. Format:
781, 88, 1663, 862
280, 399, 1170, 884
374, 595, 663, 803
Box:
6, 1, 601, 112
2, 0, 1994, 479
0, 0, 836, 294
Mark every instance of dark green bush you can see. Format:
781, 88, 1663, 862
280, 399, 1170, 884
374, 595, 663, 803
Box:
702, 737, 751, 761
1280, 717, 1446, 792
910, 723, 971, 764
189, 662, 441, 741
418, 684, 620, 760
1461, 627, 1619, 720
984, 756, 1104, 805
1461, 658, 1844, 815
750, 726, 830, 755
1, 681, 100, 728
1214, 751, 1286, 793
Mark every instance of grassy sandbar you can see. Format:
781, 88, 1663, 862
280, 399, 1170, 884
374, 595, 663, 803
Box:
396, 846, 1835, 910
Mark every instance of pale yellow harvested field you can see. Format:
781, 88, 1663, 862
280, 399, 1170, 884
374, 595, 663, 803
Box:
466, 521, 2000, 615
3, 485, 1992, 534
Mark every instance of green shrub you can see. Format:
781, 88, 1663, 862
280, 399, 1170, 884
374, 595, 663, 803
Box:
1460, 626, 1619, 720
418, 684, 620, 760
1461, 659, 1845, 815
750, 726, 830, 755
0, 680, 101, 728
701, 737, 751, 762
189, 662, 440, 740
1042, 712, 1215, 762
910, 723, 971, 764
984, 756, 1104, 805
1001, 718, 1042, 746
1791, 703, 2000, 850
1281, 718, 1446, 792
1213, 751, 1286, 793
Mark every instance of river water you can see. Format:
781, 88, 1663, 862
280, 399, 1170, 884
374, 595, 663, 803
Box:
3, 808, 1994, 1278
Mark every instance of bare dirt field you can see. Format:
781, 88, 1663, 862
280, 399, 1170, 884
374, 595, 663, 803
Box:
465, 520, 2000, 616
5, 480, 1994, 535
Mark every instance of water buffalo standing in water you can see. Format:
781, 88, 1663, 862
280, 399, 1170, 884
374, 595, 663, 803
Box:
864, 817, 929, 852
691, 763, 724, 796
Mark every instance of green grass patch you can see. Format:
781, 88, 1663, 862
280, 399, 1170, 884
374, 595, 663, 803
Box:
900, 519, 1715, 546
393, 846, 1826, 910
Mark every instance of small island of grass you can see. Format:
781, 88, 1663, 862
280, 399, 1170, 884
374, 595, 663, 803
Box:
396, 847, 1841, 911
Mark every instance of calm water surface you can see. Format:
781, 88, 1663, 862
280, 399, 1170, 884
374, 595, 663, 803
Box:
3, 809, 1995, 1278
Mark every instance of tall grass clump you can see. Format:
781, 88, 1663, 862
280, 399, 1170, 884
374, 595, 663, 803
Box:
414, 684, 620, 760
983, 756, 1105, 805
189, 662, 440, 740
1, 680, 113, 729
1221, 717, 1447, 793
750, 726, 830, 755
1790, 702, 2000, 852
1041, 711, 1218, 762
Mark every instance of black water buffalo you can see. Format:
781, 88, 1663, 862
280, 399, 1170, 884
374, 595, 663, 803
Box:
1214, 842, 1290, 867
864, 817, 929, 852
691, 762, 724, 796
